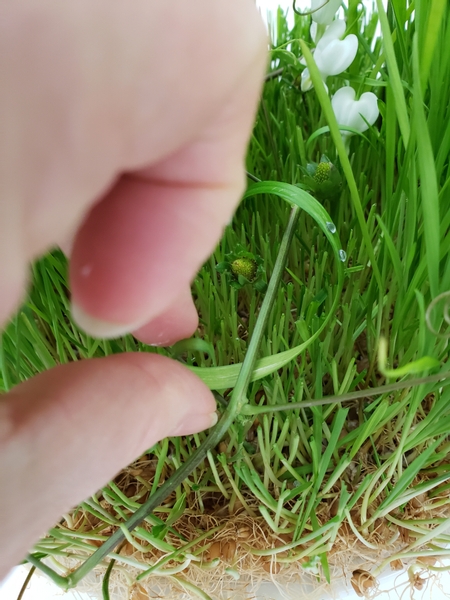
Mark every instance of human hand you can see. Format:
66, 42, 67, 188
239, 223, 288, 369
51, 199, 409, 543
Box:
0, 0, 266, 577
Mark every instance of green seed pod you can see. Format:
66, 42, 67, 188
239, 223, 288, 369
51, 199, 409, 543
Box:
303, 155, 342, 200
231, 258, 257, 281
313, 161, 332, 183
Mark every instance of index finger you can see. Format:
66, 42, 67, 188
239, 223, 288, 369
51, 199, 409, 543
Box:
0, 0, 267, 330
70, 48, 267, 338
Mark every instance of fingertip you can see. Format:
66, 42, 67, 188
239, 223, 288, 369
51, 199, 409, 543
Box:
171, 410, 218, 437
69, 176, 229, 334
132, 288, 199, 346
71, 301, 147, 339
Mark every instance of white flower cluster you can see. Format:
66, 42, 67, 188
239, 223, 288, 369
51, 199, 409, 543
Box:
302, 0, 379, 147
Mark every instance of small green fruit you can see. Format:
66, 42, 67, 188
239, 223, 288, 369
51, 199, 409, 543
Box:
231, 258, 257, 281
313, 161, 332, 183
302, 156, 343, 200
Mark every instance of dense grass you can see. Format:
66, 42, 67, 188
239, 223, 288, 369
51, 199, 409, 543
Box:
4, 1, 450, 598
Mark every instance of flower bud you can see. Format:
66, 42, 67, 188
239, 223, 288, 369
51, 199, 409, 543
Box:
313, 161, 332, 183
302, 155, 342, 200
311, 0, 342, 25
231, 258, 257, 281
216, 245, 267, 292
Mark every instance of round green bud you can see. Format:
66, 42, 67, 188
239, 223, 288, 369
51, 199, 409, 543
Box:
231, 258, 257, 281
313, 161, 332, 183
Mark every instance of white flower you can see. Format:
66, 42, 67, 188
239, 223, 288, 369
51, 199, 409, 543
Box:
301, 20, 358, 92
331, 86, 379, 149
310, 22, 319, 44
315, 22, 358, 78
301, 68, 314, 92
315, 18, 346, 48
311, 0, 342, 25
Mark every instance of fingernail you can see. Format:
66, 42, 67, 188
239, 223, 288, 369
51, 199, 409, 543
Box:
71, 302, 146, 339
171, 411, 218, 437
148, 331, 172, 347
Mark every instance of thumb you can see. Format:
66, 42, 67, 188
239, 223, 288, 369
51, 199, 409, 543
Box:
0, 353, 216, 578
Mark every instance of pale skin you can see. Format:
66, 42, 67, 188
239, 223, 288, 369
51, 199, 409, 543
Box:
0, 0, 267, 578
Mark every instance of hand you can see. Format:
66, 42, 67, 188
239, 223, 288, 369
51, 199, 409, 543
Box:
0, 0, 267, 578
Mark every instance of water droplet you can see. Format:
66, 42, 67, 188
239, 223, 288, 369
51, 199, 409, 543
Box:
326, 221, 336, 234
339, 249, 347, 262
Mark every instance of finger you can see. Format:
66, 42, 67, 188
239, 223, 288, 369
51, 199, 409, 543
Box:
132, 288, 199, 347
0, 0, 266, 327
70, 176, 236, 337
70, 50, 266, 338
0, 353, 217, 578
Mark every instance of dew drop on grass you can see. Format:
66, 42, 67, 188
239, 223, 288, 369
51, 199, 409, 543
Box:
339, 249, 347, 262
326, 221, 336, 233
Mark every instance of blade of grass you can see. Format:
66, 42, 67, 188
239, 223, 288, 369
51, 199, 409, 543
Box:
412, 33, 440, 298
376, 0, 410, 146
419, 0, 447, 90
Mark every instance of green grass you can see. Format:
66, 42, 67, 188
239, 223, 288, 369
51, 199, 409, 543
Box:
5, 1, 450, 598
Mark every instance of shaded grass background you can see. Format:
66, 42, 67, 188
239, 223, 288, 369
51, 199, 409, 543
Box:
3, 0, 450, 596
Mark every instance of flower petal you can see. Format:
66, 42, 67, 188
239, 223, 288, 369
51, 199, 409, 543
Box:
332, 87, 379, 133
316, 19, 346, 50
354, 92, 380, 130
311, 0, 342, 25
315, 34, 358, 77
332, 86, 356, 126
301, 68, 314, 92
